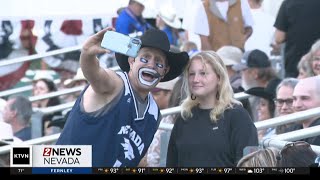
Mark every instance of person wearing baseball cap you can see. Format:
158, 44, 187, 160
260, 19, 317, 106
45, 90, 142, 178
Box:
233, 49, 271, 71
233, 49, 277, 90
233, 49, 278, 122
57, 27, 189, 167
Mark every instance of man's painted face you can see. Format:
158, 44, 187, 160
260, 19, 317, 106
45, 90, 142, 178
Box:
131, 47, 168, 87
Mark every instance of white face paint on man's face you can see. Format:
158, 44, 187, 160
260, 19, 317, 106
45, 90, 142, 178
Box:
132, 47, 168, 88
138, 67, 160, 87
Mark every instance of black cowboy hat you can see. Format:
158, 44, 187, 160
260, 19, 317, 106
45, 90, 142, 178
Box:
245, 78, 282, 100
115, 29, 189, 82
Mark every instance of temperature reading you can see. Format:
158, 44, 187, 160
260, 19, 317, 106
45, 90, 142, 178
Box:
195, 168, 204, 173
110, 168, 119, 174
138, 168, 146, 173
253, 168, 264, 174
284, 168, 295, 174
166, 168, 174, 174
224, 168, 232, 173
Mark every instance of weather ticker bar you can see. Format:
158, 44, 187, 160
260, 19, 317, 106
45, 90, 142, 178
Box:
9, 167, 312, 175
92, 167, 310, 175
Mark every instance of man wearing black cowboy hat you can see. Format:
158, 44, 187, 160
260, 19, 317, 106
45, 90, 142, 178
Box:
56, 27, 189, 167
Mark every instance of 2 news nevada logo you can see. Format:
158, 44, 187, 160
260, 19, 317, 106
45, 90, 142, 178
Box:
10, 145, 33, 167
32, 145, 92, 167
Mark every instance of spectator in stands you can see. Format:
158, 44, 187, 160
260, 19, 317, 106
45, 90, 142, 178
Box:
180, 41, 199, 57
2, 96, 32, 141
277, 141, 318, 167
217, 46, 243, 89
0, 121, 21, 167
216, 46, 252, 119
32, 71, 61, 136
56, 28, 189, 167
297, 52, 314, 79
274, 0, 320, 77
245, 0, 275, 57
291, 76, 320, 145
245, 78, 281, 140
62, 68, 88, 103
0, 121, 23, 145
233, 49, 277, 90
115, 0, 152, 36
186, 0, 253, 51
156, 6, 181, 46
237, 147, 279, 167
274, 78, 299, 134
233, 49, 277, 121
310, 39, 320, 76
64, 68, 87, 88
166, 51, 258, 167
32, 71, 56, 107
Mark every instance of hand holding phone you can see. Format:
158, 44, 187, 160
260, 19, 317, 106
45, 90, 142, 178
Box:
101, 31, 142, 57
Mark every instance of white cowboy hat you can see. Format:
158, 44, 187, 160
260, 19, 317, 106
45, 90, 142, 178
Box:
0, 122, 23, 146
133, 0, 147, 6
63, 68, 86, 87
158, 6, 181, 29
216, 46, 243, 66
33, 70, 54, 82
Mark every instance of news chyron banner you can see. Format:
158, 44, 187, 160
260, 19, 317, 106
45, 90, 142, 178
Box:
10, 145, 92, 174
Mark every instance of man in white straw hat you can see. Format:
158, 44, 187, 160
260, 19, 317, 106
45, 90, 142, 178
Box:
0, 121, 23, 146
217, 45, 243, 89
62, 68, 88, 102
63, 68, 87, 88
156, 6, 182, 46
0, 121, 22, 167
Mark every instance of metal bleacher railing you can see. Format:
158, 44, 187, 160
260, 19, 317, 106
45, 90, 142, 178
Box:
1, 103, 320, 155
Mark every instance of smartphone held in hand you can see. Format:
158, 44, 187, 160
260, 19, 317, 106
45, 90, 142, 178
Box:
101, 31, 142, 57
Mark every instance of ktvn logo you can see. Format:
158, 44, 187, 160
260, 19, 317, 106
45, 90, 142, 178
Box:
10, 146, 33, 167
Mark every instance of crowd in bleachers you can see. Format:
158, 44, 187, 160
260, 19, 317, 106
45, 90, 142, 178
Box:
1, 0, 320, 168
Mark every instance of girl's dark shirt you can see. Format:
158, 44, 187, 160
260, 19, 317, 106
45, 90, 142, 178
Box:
167, 104, 258, 167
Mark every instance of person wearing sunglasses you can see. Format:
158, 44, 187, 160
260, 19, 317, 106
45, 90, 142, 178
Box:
277, 141, 318, 167
273, 78, 299, 134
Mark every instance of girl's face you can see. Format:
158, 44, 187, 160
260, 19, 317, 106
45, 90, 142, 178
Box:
188, 58, 219, 99
33, 80, 49, 96
257, 98, 272, 121
312, 50, 320, 75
